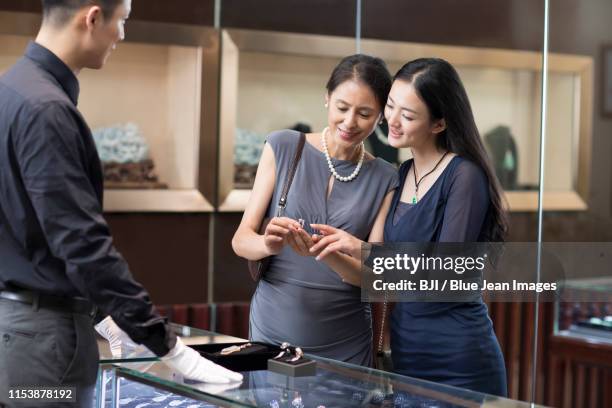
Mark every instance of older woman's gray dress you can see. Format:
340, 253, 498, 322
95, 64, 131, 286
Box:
249, 130, 398, 366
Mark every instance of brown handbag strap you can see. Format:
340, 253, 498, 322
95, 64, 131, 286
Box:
275, 133, 306, 216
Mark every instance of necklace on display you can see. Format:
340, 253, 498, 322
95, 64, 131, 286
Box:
412, 151, 449, 204
321, 127, 365, 182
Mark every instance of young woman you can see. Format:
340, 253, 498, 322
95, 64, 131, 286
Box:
310, 58, 508, 396
232, 54, 398, 365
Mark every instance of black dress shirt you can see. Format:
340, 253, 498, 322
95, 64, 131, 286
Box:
0, 42, 176, 356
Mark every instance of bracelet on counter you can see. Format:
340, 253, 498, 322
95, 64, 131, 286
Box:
220, 342, 253, 355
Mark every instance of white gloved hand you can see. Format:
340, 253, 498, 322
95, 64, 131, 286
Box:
162, 337, 244, 384
94, 316, 150, 358
95, 316, 134, 357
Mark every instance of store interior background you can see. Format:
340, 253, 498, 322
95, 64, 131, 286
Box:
1, 0, 611, 406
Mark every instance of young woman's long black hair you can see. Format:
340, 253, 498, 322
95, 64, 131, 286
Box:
395, 58, 508, 242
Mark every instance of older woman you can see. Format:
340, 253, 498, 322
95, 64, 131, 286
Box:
232, 54, 398, 365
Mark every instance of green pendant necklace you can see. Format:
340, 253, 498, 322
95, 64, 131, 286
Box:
412, 151, 449, 204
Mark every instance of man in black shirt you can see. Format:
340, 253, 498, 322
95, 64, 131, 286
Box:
0, 1, 242, 406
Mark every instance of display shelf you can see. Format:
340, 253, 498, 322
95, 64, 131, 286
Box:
0, 12, 220, 212
217, 29, 592, 213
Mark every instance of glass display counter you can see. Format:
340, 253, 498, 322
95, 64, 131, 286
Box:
96, 324, 547, 408
554, 277, 612, 344
549, 278, 612, 408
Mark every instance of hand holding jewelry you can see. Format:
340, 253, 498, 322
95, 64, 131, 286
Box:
308, 223, 363, 260
287, 221, 322, 258
321, 127, 365, 182
263, 217, 301, 256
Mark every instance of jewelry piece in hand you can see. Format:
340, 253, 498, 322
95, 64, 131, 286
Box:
298, 219, 305, 229
289, 347, 304, 362
274, 342, 291, 359
220, 342, 252, 355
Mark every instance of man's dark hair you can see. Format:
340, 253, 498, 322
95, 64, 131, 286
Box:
41, 0, 123, 25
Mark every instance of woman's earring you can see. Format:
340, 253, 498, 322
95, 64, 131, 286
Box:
324, 102, 328, 108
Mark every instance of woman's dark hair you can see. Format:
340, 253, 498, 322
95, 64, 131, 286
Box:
326, 54, 392, 112
395, 58, 508, 242
42, 0, 123, 24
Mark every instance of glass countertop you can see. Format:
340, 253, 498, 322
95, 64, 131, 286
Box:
97, 324, 547, 407
99, 353, 547, 407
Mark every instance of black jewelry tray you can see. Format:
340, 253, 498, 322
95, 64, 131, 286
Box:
191, 341, 282, 372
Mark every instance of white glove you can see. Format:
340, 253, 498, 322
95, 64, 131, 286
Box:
94, 316, 151, 358
162, 337, 243, 384
94, 316, 138, 358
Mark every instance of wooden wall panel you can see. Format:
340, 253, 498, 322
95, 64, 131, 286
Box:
0, 0, 40, 13
130, 0, 215, 26
105, 213, 209, 305
212, 213, 257, 302
363, 0, 544, 51
0, 0, 215, 26
221, 0, 356, 38
546, 346, 612, 408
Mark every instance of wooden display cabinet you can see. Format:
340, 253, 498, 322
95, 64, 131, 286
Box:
0, 11, 219, 212
217, 29, 593, 213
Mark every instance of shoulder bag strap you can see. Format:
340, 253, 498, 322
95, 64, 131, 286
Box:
275, 132, 306, 217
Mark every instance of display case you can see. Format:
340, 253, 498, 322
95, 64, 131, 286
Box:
96, 324, 549, 408
554, 277, 612, 344
548, 278, 612, 408
0, 11, 219, 212
217, 29, 357, 211
217, 29, 593, 212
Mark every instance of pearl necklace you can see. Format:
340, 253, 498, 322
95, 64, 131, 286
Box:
321, 127, 365, 182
